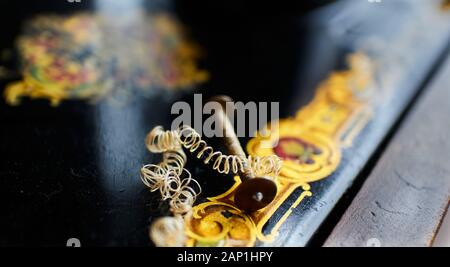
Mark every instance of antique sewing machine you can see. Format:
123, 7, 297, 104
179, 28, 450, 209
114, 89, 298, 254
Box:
1, 0, 449, 247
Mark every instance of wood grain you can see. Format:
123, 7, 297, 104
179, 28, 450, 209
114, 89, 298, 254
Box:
324, 54, 450, 247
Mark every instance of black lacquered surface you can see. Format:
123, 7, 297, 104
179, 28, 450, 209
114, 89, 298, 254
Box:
0, 0, 341, 246
1, 0, 448, 246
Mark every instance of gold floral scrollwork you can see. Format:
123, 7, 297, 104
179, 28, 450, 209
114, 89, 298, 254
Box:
184, 178, 257, 247
185, 202, 257, 247
184, 52, 376, 247
247, 121, 341, 183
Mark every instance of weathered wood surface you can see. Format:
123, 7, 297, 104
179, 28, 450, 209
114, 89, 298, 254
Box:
433, 206, 450, 246
281, 1, 450, 246
324, 54, 450, 247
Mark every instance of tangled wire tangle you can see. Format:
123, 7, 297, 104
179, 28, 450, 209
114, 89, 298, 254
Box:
141, 125, 282, 246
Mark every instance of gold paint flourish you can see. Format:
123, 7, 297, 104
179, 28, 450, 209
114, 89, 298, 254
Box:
185, 52, 375, 246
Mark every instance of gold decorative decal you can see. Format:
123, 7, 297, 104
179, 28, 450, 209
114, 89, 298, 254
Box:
4, 13, 209, 106
248, 122, 340, 183
185, 52, 375, 246
184, 177, 256, 247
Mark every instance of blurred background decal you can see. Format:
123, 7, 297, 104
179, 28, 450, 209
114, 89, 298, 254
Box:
3, 12, 209, 106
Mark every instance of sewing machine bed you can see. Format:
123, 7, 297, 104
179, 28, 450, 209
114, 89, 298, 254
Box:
1, 0, 449, 247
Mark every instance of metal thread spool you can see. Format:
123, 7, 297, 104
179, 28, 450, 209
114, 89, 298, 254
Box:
209, 95, 278, 213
